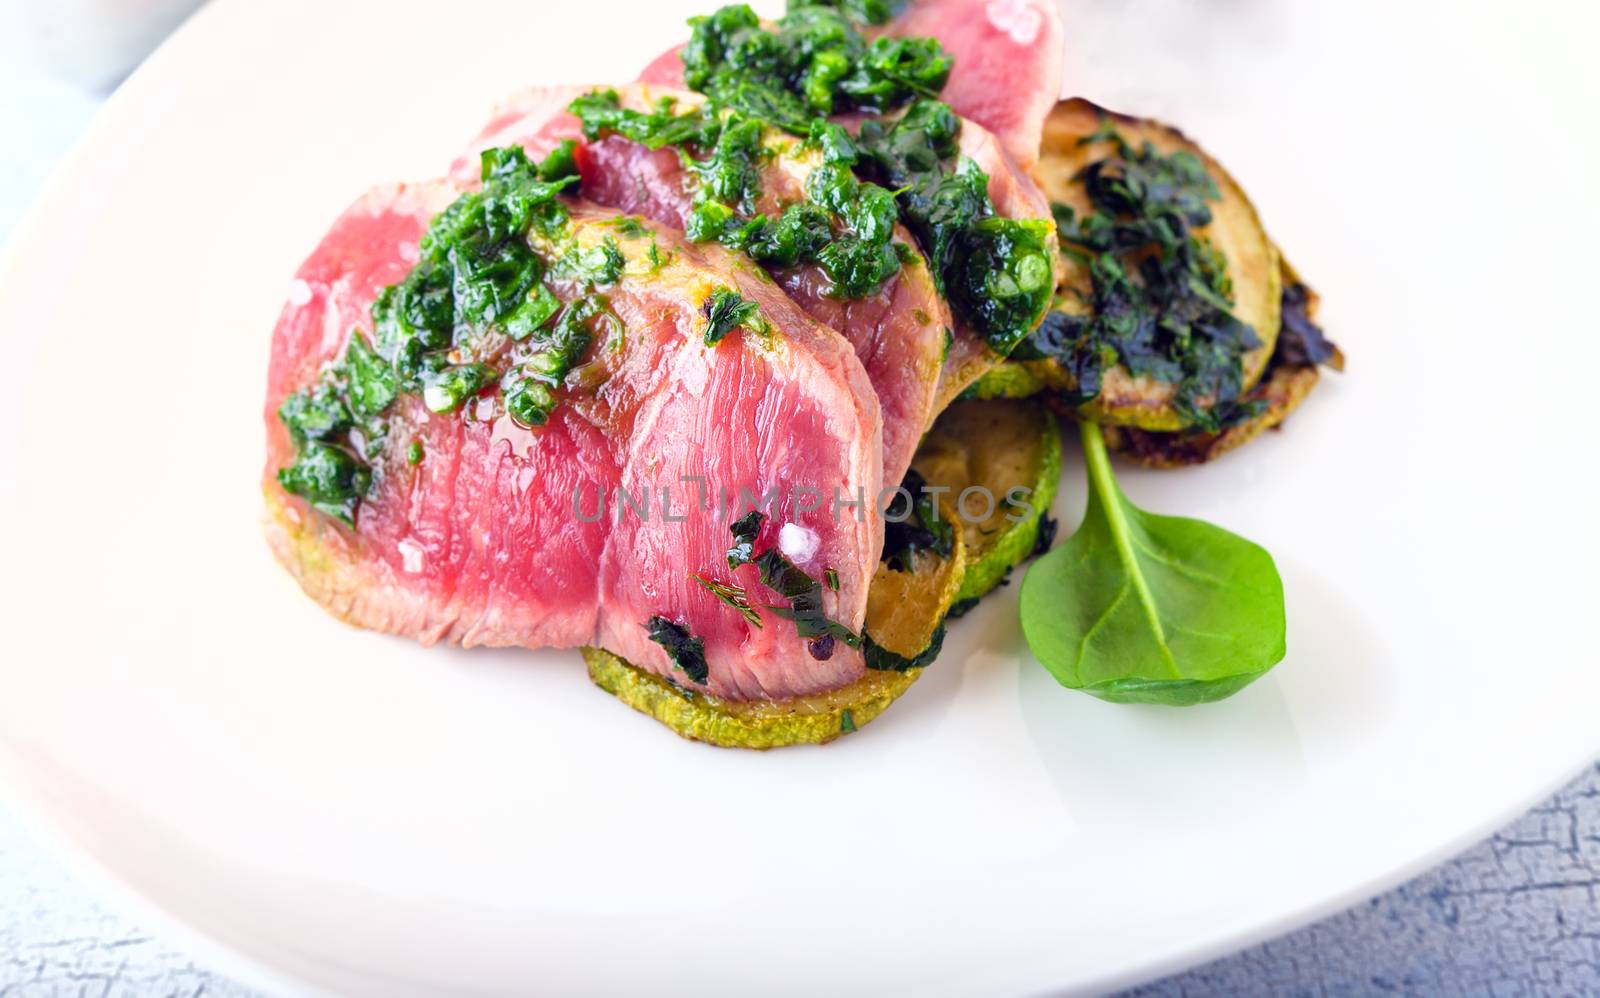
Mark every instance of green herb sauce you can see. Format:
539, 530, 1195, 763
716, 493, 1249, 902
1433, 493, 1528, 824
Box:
701, 287, 768, 345
576, 4, 1053, 346
726, 511, 861, 657
571, 90, 902, 299
1016, 124, 1264, 431
787, 0, 900, 26
853, 100, 1054, 353
276, 143, 601, 523
683, 4, 950, 132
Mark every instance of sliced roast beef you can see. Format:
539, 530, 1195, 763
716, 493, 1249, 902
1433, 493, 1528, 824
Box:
578, 86, 950, 492
822, 101, 1058, 406
450, 84, 948, 491
264, 183, 884, 701
637, 44, 687, 87
449, 83, 1053, 484
450, 86, 581, 180
876, 0, 1063, 171
635, 0, 1063, 170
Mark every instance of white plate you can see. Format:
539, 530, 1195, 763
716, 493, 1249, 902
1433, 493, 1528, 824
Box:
1, 1, 1596, 994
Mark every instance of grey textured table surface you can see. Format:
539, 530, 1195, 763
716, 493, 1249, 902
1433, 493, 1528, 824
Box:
2, 767, 1595, 996
3, 36, 1598, 998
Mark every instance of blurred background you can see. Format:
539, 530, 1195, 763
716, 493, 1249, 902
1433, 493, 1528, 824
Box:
0, 0, 203, 232
0, 0, 204, 89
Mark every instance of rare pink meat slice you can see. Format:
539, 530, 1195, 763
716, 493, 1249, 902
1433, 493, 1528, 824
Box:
454, 84, 949, 492
766, 261, 947, 484
264, 186, 884, 700
449, 86, 582, 181
878, 0, 1063, 171
635, 0, 1064, 170
824, 104, 1057, 407
638, 44, 686, 87
596, 235, 885, 700
264, 182, 613, 649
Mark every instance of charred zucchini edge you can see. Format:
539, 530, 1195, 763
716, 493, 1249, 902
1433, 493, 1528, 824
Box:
911, 399, 1063, 603
1031, 97, 1283, 431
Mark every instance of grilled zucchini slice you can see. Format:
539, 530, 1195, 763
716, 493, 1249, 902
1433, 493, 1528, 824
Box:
1030, 98, 1281, 431
1100, 361, 1319, 466
584, 646, 919, 749
961, 360, 1046, 400
911, 399, 1062, 602
588, 506, 968, 749
584, 407, 1063, 750
1104, 254, 1341, 466
864, 498, 968, 659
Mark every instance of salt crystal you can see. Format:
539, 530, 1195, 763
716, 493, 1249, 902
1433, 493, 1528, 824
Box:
779, 522, 820, 564
397, 539, 425, 574
986, 0, 1042, 45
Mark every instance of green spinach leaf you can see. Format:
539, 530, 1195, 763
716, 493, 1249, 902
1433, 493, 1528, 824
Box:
1019, 422, 1285, 705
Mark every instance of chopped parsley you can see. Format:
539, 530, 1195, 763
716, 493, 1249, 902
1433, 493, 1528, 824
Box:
789, 0, 900, 25
571, 90, 901, 299
701, 287, 764, 345
555, 236, 626, 287
275, 143, 596, 524
855, 100, 1054, 353
726, 509, 763, 570
421, 363, 493, 414
725, 511, 861, 657
683, 4, 950, 132
646, 615, 710, 684
674, 4, 950, 298
537, 139, 580, 182
645, 238, 673, 272
1016, 122, 1265, 430
275, 327, 400, 522
610, 216, 654, 238
275, 440, 369, 526
575, 6, 1053, 341
880, 468, 954, 571
567, 90, 721, 149
569, 4, 1050, 317
501, 293, 613, 427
